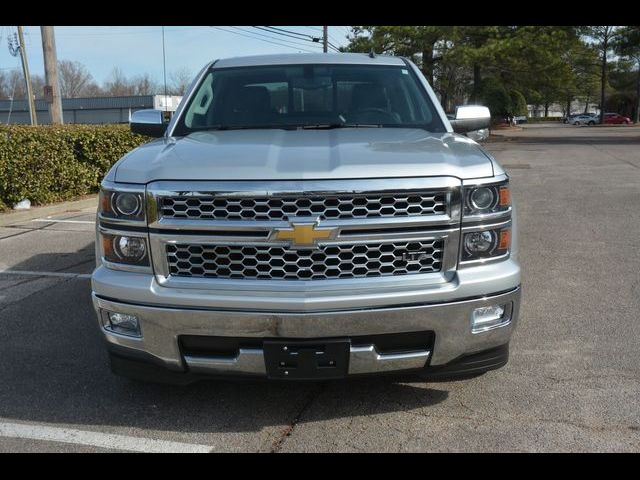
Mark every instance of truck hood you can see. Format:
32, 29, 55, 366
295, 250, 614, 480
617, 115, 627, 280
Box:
113, 128, 495, 183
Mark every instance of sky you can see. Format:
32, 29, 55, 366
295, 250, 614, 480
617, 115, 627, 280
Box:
0, 26, 352, 86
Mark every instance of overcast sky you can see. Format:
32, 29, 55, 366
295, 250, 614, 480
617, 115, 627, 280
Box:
0, 26, 352, 85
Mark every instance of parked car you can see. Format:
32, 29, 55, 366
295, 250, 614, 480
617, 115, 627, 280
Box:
92, 53, 520, 383
570, 114, 598, 126
563, 113, 597, 124
604, 113, 631, 124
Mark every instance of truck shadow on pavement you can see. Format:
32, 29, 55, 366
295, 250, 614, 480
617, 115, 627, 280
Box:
0, 247, 450, 435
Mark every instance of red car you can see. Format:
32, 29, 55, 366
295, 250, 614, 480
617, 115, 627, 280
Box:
604, 113, 631, 124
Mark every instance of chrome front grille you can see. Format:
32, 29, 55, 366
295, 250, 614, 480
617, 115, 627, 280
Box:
166, 240, 444, 280
160, 192, 448, 221
148, 179, 461, 286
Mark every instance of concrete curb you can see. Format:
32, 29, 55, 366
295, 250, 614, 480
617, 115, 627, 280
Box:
0, 195, 98, 227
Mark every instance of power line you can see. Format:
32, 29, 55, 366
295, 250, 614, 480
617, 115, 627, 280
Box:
303, 26, 347, 46
211, 26, 317, 53
325, 28, 342, 46
327, 41, 341, 52
239, 27, 322, 50
53, 27, 165, 37
262, 26, 318, 40
253, 26, 320, 44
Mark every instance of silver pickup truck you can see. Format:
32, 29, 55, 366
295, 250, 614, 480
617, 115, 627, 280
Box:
92, 53, 521, 383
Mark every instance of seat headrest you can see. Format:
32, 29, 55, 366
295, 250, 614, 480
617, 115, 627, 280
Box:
231, 86, 271, 113
351, 84, 387, 110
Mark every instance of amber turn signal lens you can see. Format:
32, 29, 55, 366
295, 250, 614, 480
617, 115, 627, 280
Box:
499, 187, 510, 207
100, 190, 112, 214
102, 235, 114, 258
498, 228, 511, 251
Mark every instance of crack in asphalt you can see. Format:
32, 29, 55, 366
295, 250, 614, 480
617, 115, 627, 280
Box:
585, 142, 640, 170
0, 219, 93, 241
404, 407, 640, 436
270, 383, 325, 453
0, 276, 76, 314
0, 228, 39, 241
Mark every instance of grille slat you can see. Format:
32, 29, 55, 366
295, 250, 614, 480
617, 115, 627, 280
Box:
167, 240, 444, 281
161, 192, 447, 221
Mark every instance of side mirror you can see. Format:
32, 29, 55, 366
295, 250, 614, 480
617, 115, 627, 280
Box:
130, 109, 167, 137
450, 105, 491, 133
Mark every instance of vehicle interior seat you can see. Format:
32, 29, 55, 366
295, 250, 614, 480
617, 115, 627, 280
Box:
350, 83, 400, 123
351, 84, 389, 111
221, 85, 273, 125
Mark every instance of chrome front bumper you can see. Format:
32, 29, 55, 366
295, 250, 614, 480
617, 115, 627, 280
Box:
183, 345, 433, 376
92, 286, 521, 377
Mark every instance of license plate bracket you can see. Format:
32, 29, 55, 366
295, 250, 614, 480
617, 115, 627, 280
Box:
263, 339, 350, 380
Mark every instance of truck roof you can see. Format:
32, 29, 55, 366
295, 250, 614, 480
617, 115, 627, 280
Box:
213, 52, 407, 69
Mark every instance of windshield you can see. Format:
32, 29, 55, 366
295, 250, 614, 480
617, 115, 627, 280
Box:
173, 63, 446, 135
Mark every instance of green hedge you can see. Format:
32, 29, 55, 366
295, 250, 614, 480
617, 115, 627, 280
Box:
0, 124, 150, 211
525, 116, 563, 123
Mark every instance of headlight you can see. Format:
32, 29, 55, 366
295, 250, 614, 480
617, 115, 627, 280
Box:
461, 226, 511, 262
463, 181, 510, 219
469, 187, 496, 210
114, 192, 142, 216
101, 233, 149, 266
99, 188, 145, 221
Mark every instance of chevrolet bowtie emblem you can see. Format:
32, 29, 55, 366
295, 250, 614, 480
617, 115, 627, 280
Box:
272, 221, 337, 248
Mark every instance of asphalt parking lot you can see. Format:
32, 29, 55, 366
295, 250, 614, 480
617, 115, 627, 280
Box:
0, 123, 639, 452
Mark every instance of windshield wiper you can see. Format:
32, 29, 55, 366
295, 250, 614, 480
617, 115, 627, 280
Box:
193, 125, 290, 131
191, 123, 385, 132
300, 123, 383, 130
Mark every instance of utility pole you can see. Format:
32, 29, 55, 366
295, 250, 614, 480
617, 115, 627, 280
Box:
16, 27, 38, 125
40, 26, 63, 124
323, 26, 328, 53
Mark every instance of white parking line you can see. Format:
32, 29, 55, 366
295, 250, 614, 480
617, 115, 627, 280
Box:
0, 421, 212, 453
0, 270, 91, 279
32, 218, 95, 224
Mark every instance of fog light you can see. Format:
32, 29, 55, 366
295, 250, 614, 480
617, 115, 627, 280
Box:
464, 230, 495, 254
105, 312, 141, 337
471, 304, 508, 333
115, 236, 146, 261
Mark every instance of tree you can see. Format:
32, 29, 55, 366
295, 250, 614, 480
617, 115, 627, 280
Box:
58, 60, 96, 98
131, 73, 158, 95
582, 26, 620, 123
0, 71, 11, 99
169, 68, 192, 95
615, 26, 640, 123
509, 90, 528, 116
103, 67, 134, 96
3, 70, 25, 99
30, 74, 46, 99
480, 77, 511, 120
346, 26, 452, 85
448, 26, 502, 102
